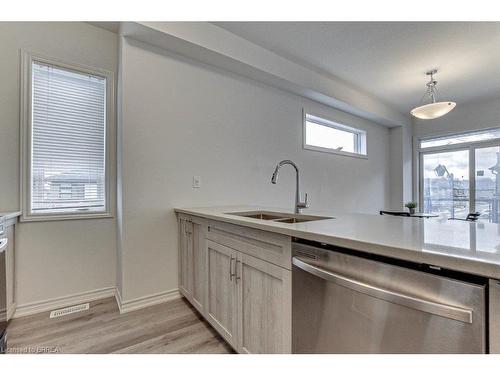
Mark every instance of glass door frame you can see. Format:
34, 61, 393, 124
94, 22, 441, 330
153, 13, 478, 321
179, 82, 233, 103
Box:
418, 138, 500, 215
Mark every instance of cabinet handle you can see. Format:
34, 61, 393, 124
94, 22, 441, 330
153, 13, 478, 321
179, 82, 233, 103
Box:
185, 221, 192, 235
235, 260, 241, 283
229, 255, 236, 280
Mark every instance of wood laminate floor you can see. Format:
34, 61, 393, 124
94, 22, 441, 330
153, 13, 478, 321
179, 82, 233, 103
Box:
7, 297, 234, 354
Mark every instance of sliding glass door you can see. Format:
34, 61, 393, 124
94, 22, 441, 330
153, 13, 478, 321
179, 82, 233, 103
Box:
419, 129, 500, 222
475, 146, 500, 222
422, 150, 469, 219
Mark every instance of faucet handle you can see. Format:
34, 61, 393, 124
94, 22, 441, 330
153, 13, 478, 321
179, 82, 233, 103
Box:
298, 193, 309, 209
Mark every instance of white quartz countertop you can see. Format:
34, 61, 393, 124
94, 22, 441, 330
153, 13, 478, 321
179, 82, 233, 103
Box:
175, 205, 500, 280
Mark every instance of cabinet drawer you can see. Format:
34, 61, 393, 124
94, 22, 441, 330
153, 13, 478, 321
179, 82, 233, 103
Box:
206, 220, 291, 270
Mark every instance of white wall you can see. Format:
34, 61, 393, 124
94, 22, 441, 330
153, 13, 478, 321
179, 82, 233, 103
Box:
389, 123, 413, 210
120, 22, 409, 127
413, 96, 500, 140
0, 22, 118, 307
389, 127, 403, 209
118, 38, 391, 301
0, 23, 397, 309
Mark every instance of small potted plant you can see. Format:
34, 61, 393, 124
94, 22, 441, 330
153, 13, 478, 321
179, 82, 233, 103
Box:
405, 201, 418, 215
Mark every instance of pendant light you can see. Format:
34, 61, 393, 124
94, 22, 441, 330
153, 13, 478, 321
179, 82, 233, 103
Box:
410, 69, 456, 120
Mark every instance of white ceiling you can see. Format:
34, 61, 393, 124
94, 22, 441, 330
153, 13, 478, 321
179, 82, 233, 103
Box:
214, 22, 500, 114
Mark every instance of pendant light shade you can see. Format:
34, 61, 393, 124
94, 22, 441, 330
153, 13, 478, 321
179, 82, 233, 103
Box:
410, 101, 456, 120
410, 69, 456, 120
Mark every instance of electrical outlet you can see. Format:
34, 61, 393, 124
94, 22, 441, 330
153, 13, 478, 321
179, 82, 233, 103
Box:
192, 175, 201, 188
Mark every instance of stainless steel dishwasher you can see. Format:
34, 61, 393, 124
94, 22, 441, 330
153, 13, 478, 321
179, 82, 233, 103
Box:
292, 241, 487, 353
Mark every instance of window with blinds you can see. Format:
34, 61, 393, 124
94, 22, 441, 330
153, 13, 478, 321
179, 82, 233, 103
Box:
30, 61, 107, 215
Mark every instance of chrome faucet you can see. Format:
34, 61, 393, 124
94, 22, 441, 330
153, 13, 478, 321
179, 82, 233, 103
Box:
271, 160, 309, 214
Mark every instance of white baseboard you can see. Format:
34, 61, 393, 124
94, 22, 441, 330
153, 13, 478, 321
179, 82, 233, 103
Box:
7, 302, 17, 321
13, 286, 116, 318
114, 287, 123, 312
12, 287, 181, 318
116, 289, 181, 314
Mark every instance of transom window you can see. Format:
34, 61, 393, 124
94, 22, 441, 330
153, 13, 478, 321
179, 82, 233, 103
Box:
303, 113, 367, 157
21, 53, 114, 221
420, 128, 500, 149
418, 128, 500, 222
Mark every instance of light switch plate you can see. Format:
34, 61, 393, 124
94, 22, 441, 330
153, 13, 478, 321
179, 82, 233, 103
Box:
192, 175, 201, 188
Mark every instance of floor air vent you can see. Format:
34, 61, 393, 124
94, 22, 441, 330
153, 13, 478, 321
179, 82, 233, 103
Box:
49, 303, 89, 318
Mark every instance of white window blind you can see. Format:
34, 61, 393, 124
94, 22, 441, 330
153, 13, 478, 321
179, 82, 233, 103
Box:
31, 61, 107, 214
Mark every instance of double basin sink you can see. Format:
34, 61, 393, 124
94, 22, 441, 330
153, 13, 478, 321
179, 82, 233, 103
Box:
226, 210, 332, 223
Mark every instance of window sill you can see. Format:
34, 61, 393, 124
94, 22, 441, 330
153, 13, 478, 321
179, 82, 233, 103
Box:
303, 144, 368, 159
20, 211, 114, 223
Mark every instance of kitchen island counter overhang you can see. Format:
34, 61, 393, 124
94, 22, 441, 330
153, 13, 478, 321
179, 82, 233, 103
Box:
175, 205, 500, 279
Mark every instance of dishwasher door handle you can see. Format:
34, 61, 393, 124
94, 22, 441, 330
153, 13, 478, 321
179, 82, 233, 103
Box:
292, 256, 473, 323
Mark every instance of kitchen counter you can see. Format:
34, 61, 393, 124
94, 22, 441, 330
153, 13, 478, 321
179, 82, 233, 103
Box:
175, 205, 500, 280
0, 211, 21, 222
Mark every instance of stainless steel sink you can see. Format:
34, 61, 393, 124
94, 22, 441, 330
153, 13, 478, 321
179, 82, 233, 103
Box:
235, 213, 286, 220
273, 217, 313, 223
226, 210, 332, 223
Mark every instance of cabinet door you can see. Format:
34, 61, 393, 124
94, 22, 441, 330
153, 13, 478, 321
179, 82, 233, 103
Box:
236, 252, 292, 354
5, 224, 15, 320
191, 222, 206, 313
178, 218, 193, 299
205, 239, 237, 347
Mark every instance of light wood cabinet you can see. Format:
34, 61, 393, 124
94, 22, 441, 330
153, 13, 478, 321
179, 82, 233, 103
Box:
191, 221, 206, 313
204, 239, 291, 353
205, 240, 238, 346
178, 218, 193, 299
178, 214, 292, 353
236, 252, 291, 353
178, 216, 207, 314
206, 219, 291, 269
4, 220, 16, 320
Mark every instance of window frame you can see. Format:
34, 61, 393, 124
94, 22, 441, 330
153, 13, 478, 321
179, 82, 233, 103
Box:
302, 110, 368, 159
416, 128, 500, 216
20, 51, 115, 222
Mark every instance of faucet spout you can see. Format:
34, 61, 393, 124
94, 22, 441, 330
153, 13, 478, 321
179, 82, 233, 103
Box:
271, 165, 280, 184
270, 160, 309, 214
